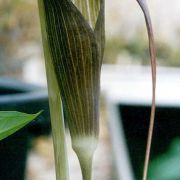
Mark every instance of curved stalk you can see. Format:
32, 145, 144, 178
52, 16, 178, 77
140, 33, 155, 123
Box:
136, 1, 157, 180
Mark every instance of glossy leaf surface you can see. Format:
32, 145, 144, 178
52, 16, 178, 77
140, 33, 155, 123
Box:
0, 111, 41, 141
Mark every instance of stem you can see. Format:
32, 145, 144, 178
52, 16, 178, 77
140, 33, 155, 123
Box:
136, 1, 156, 180
38, 1, 69, 180
72, 137, 97, 180
78, 152, 93, 180
47, 66, 69, 180
46, 61, 69, 180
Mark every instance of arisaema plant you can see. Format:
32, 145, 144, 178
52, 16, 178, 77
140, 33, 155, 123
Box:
38, 0, 104, 180
38, 0, 156, 180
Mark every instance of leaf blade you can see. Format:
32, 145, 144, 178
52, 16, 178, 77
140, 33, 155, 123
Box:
0, 111, 41, 141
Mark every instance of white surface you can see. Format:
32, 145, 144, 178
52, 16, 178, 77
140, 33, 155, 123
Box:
101, 65, 180, 106
107, 100, 134, 180
106, 0, 180, 46
103, 65, 180, 180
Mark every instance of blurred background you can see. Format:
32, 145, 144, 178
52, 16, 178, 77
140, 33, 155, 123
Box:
1, 0, 180, 179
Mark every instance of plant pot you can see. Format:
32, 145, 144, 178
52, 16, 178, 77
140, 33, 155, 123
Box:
102, 65, 180, 180
119, 104, 180, 179
0, 78, 50, 180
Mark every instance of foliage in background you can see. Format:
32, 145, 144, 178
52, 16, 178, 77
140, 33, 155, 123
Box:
0, 0, 40, 76
1, 0, 180, 68
0, 1, 42, 143
105, 32, 180, 66
149, 138, 180, 180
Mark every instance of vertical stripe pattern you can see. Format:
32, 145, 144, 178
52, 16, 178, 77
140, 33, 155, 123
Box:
72, 0, 100, 29
42, 0, 104, 142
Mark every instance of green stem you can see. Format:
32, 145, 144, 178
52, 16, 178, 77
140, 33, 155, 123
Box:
75, 149, 93, 180
73, 137, 97, 180
38, 1, 69, 180
79, 155, 93, 180
46, 61, 69, 180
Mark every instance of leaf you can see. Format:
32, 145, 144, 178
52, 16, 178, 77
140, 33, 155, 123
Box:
0, 111, 41, 141
136, 0, 157, 180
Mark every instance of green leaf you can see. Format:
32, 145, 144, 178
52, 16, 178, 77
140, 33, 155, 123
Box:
0, 111, 42, 141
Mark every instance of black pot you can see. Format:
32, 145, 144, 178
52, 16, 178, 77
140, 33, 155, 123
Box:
119, 104, 180, 179
0, 78, 50, 180
102, 66, 180, 180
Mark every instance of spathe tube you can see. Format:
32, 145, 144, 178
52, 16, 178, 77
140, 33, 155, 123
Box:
38, 0, 105, 180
